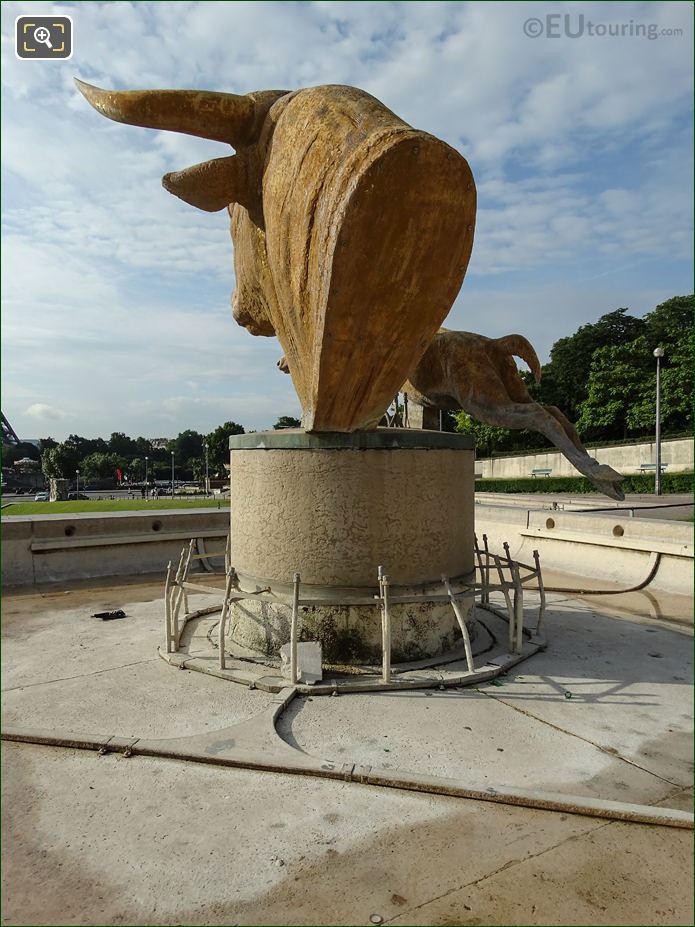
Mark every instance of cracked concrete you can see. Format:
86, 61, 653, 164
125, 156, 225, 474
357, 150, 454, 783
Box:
2, 576, 693, 925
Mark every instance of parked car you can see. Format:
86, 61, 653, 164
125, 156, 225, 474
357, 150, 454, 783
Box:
34, 491, 49, 502
68, 492, 89, 501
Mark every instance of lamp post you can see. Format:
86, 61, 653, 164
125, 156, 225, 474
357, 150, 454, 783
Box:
75, 469, 79, 497
204, 442, 209, 497
144, 456, 149, 500
653, 346, 664, 496
171, 451, 175, 500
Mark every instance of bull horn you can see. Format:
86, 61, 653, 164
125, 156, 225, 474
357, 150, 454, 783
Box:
74, 78, 258, 147
162, 155, 251, 212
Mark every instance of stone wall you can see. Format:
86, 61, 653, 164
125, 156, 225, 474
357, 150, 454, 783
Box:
2, 508, 229, 586
476, 437, 693, 480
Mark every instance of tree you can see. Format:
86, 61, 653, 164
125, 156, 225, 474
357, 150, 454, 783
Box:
577, 297, 693, 440
41, 443, 80, 479
169, 430, 204, 466
643, 295, 693, 349
65, 434, 107, 458
549, 308, 646, 420
640, 295, 693, 434
80, 452, 121, 481
454, 413, 514, 458
206, 421, 245, 475
134, 437, 153, 457
126, 457, 144, 482
576, 337, 652, 440
38, 437, 58, 453
108, 432, 137, 457
273, 416, 301, 429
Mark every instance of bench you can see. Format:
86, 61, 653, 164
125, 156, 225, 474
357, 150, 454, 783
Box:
531, 468, 553, 478
639, 463, 668, 473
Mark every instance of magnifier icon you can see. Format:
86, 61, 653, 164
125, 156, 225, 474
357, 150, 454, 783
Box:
34, 26, 53, 48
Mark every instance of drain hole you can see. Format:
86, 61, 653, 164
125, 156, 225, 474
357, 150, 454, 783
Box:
612, 525, 625, 537
545, 517, 555, 529
152, 521, 162, 532
64, 526, 75, 537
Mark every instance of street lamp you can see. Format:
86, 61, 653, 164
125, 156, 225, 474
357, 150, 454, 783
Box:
653, 347, 665, 496
75, 469, 79, 497
171, 451, 175, 499
144, 456, 149, 500
204, 442, 209, 497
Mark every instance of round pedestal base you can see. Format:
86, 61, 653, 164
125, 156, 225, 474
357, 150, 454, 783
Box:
229, 578, 476, 664
227, 428, 476, 663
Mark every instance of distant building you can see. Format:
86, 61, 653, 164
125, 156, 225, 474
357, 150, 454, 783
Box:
149, 438, 169, 449
15, 457, 39, 471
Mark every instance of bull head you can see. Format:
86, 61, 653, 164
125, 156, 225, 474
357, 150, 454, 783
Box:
76, 80, 477, 432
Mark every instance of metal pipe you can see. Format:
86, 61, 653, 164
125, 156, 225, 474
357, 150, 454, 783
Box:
218, 570, 235, 670
380, 574, 391, 683
290, 572, 300, 684
482, 533, 490, 604
163, 560, 173, 652
532, 549, 547, 636
225, 532, 231, 574
168, 547, 186, 647
172, 540, 194, 647
3, 727, 690, 830
491, 553, 515, 650
651, 347, 665, 495
511, 562, 524, 654
442, 574, 474, 673
473, 536, 487, 601
182, 538, 195, 626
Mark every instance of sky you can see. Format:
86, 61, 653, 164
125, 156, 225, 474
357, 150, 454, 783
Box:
2, 0, 693, 441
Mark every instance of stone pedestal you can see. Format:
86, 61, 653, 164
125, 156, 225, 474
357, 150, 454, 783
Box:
228, 429, 476, 663
49, 478, 69, 502
406, 401, 441, 431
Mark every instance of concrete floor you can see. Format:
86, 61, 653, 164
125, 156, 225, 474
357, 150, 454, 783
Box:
2, 576, 693, 926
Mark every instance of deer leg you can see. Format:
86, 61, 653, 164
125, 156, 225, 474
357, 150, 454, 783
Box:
544, 405, 584, 453
465, 398, 624, 500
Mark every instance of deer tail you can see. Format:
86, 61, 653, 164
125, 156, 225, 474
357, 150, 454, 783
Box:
494, 334, 542, 383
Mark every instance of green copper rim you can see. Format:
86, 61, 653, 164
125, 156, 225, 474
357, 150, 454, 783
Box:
230, 428, 474, 451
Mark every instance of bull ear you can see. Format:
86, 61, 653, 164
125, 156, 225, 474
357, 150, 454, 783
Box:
75, 79, 258, 147
162, 156, 251, 212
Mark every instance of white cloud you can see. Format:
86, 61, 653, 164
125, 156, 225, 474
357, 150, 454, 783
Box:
25, 402, 75, 422
1, 1, 692, 439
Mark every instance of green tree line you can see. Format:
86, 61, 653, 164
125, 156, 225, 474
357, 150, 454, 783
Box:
27, 415, 300, 485
456, 295, 692, 455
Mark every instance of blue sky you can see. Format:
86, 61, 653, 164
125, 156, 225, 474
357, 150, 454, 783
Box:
2, 0, 692, 440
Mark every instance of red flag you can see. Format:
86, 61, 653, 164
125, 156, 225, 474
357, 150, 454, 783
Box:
116, 468, 122, 483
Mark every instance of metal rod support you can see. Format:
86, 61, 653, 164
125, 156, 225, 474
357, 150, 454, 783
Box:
442, 574, 474, 673
380, 572, 392, 683
290, 572, 300, 684
218, 570, 235, 670
163, 560, 174, 653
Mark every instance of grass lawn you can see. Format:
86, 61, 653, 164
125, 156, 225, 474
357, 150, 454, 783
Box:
1, 498, 228, 516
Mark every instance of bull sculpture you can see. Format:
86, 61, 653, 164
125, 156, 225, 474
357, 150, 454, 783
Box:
76, 80, 476, 432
